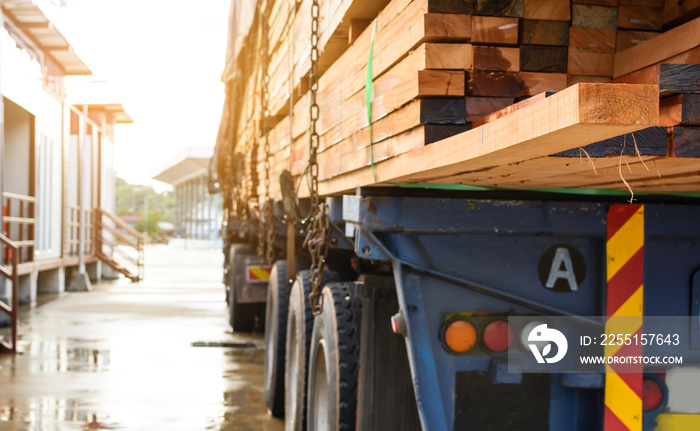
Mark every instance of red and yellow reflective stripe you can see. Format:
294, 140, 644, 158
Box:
247, 266, 272, 282
605, 204, 644, 431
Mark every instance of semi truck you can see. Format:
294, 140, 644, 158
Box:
210, 0, 700, 429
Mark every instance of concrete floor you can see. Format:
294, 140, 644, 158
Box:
0, 245, 284, 431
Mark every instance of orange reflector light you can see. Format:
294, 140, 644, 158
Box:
444, 320, 477, 353
643, 378, 664, 412
482, 320, 514, 353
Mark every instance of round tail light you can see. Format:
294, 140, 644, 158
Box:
444, 320, 477, 354
643, 378, 664, 412
482, 320, 514, 353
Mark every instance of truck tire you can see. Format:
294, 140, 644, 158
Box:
306, 282, 361, 431
264, 260, 292, 418
285, 270, 338, 431
229, 244, 264, 332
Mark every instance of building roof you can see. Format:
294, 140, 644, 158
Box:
152, 147, 213, 185
83, 103, 134, 124
3, 0, 91, 75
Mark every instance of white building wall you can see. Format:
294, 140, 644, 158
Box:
101, 137, 115, 213
3, 99, 31, 197
34, 92, 63, 260
83, 133, 92, 210
0, 27, 43, 114
1, 26, 65, 260
67, 135, 79, 207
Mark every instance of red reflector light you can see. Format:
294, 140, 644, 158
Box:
482, 320, 514, 353
643, 378, 664, 412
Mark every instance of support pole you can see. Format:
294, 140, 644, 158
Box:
68, 102, 92, 291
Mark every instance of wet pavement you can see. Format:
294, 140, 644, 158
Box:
0, 245, 285, 431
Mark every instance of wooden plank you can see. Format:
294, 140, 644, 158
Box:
427, 0, 476, 13
659, 94, 700, 126
520, 72, 567, 95
432, 155, 652, 188
542, 157, 700, 189
620, 0, 663, 6
520, 20, 569, 46
569, 27, 616, 53
523, 0, 571, 20
613, 64, 700, 93
420, 70, 466, 96
313, 41, 472, 141
418, 98, 469, 124
320, 124, 470, 181
568, 51, 614, 76
615, 30, 660, 52
552, 126, 668, 157
420, 43, 474, 70
662, 0, 700, 27
349, 19, 372, 45
614, 17, 700, 78
665, 45, 700, 64
465, 155, 666, 190
568, 75, 612, 85
318, 43, 472, 142
312, 83, 659, 195
471, 91, 552, 127
318, 0, 391, 80
472, 16, 519, 45
617, 5, 663, 30
572, 4, 619, 29
303, 42, 474, 163
670, 126, 700, 157
473, 46, 520, 71
278, 0, 473, 120
465, 97, 515, 122
319, 70, 464, 151
476, 0, 524, 17
573, 0, 619, 6
469, 70, 523, 97
520, 45, 567, 72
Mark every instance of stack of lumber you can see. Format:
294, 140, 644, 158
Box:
215, 0, 700, 203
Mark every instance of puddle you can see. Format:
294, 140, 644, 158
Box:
0, 246, 284, 430
191, 341, 257, 348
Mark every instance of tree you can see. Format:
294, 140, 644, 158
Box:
115, 178, 175, 226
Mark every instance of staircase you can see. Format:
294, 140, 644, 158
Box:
95, 208, 145, 282
0, 233, 19, 353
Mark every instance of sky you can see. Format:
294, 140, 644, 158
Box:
35, 0, 230, 191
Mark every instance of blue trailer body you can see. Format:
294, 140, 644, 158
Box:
340, 195, 700, 431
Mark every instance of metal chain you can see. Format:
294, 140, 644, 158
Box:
257, 9, 275, 264
304, 0, 330, 315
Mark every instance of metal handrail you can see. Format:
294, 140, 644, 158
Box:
96, 208, 146, 240
3, 216, 34, 224
3, 192, 35, 264
94, 208, 144, 282
97, 222, 141, 249
1, 192, 36, 203
0, 233, 19, 354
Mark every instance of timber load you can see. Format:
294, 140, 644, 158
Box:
212, 0, 700, 205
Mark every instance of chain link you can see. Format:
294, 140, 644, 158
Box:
304, 0, 330, 315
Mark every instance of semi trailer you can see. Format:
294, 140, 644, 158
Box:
210, 0, 700, 429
